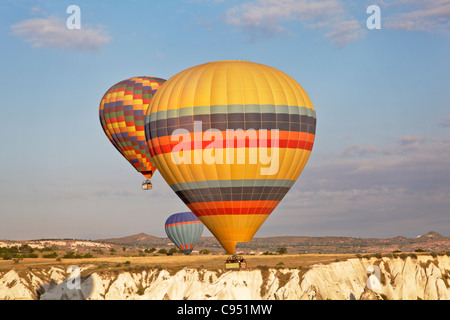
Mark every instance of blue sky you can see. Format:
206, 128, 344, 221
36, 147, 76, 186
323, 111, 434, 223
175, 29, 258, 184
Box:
0, 0, 449, 241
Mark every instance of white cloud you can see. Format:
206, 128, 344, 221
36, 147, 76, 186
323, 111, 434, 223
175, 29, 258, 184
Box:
11, 17, 111, 53
225, 0, 364, 47
341, 144, 384, 157
275, 134, 450, 236
324, 19, 365, 48
30, 6, 46, 16
439, 112, 450, 127
384, 0, 450, 33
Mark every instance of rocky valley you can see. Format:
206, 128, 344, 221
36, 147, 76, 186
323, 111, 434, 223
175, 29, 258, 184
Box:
0, 255, 448, 300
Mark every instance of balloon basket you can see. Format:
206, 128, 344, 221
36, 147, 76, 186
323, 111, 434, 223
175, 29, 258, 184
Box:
225, 255, 247, 270
141, 180, 152, 190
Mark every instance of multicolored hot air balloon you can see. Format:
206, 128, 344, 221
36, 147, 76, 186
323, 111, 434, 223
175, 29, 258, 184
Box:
145, 61, 316, 253
99, 76, 166, 187
165, 212, 204, 255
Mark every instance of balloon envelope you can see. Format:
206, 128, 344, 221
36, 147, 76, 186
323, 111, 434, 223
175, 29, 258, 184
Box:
146, 61, 316, 253
99, 76, 166, 179
165, 212, 204, 255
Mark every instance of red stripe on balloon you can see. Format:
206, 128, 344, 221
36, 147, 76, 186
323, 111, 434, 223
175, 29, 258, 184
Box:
165, 220, 202, 228
186, 200, 279, 216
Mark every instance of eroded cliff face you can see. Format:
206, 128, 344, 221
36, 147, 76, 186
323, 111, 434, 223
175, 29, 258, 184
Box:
0, 255, 448, 300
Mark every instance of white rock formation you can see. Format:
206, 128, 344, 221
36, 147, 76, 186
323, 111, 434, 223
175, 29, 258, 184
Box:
0, 255, 448, 300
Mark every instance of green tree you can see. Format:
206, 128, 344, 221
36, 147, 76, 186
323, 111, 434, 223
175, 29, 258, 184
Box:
167, 248, 178, 255
276, 247, 287, 255
13, 256, 23, 264
2, 252, 13, 260
63, 251, 76, 259
43, 252, 58, 258
19, 244, 34, 254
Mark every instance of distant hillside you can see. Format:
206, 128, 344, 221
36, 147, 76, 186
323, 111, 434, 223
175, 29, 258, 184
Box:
1, 232, 446, 254
96, 231, 450, 254
98, 233, 169, 246
233, 231, 449, 254
0, 239, 115, 251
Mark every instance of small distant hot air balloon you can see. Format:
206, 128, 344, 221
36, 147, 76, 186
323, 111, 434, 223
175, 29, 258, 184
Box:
99, 76, 166, 189
145, 61, 316, 253
165, 212, 204, 255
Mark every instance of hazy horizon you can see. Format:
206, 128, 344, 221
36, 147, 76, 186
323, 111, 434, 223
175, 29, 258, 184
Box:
1, 229, 447, 242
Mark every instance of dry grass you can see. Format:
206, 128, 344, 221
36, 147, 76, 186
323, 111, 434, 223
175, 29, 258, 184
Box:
0, 253, 357, 275
246, 254, 356, 269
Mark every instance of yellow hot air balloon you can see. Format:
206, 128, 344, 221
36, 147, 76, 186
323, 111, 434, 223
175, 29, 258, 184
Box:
145, 61, 316, 253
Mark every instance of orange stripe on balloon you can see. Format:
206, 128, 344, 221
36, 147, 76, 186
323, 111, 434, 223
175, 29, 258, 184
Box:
148, 131, 315, 157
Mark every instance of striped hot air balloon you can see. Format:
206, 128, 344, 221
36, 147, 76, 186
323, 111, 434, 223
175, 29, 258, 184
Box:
145, 61, 316, 254
99, 76, 166, 182
165, 212, 204, 255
